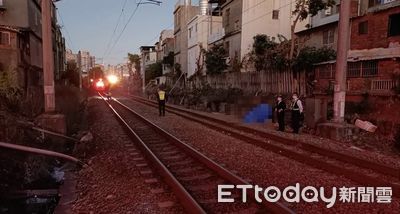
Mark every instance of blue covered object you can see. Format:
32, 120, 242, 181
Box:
243, 104, 273, 124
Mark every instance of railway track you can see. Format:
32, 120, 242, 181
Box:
99, 94, 294, 213
127, 95, 400, 197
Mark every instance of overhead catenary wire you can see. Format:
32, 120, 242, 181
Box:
102, 0, 130, 60
57, 8, 75, 52
104, 0, 144, 61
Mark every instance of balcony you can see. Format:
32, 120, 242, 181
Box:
208, 28, 225, 44
368, 0, 400, 12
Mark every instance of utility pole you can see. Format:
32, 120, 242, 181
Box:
42, 0, 55, 112
38, 0, 66, 135
333, 0, 351, 123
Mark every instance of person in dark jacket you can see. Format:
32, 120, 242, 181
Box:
275, 95, 286, 132
291, 92, 304, 134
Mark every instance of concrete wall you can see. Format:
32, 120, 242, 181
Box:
187, 15, 223, 77
297, 23, 339, 51
221, 0, 242, 60
222, 0, 242, 36
0, 0, 29, 29
174, 3, 199, 74
241, 0, 307, 59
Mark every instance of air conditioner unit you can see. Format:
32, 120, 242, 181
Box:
324, 7, 332, 15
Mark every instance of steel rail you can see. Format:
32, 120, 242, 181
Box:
131, 95, 400, 179
99, 94, 206, 214
128, 95, 400, 197
113, 98, 295, 214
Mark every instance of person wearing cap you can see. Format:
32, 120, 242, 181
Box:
275, 95, 286, 132
157, 87, 167, 116
291, 92, 303, 134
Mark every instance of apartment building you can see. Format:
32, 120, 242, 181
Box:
220, 0, 242, 62
187, 14, 223, 77
241, 0, 307, 59
309, 0, 400, 100
140, 46, 157, 88
174, 0, 199, 75
0, 0, 66, 88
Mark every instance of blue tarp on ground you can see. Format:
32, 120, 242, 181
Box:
243, 104, 273, 124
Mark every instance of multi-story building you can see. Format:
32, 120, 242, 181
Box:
241, 0, 307, 59
0, 0, 43, 91
53, 21, 66, 81
174, 0, 199, 75
153, 29, 175, 76
140, 46, 157, 88
187, 14, 223, 77
308, 0, 400, 100
0, 0, 66, 83
162, 37, 175, 75
155, 29, 174, 62
66, 49, 78, 63
220, 0, 243, 62
0, 0, 65, 115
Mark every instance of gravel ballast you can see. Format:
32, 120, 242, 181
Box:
71, 97, 183, 213
119, 97, 400, 213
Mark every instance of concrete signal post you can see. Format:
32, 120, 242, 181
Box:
37, 0, 66, 135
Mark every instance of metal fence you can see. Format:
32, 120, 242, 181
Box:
201, 70, 307, 95
371, 79, 397, 91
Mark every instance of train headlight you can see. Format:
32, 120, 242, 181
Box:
107, 75, 119, 85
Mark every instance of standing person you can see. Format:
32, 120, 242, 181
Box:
291, 92, 303, 134
275, 95, 286, 132
157, 87, 167, 116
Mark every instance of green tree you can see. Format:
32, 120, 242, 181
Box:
62, 60, 80, 87
292, 46, 336, 72
290, 0, 336, 60
145, 62, 163, 84
0, 66, 22, 110
128, 53, 141, 75
204, 44, 228, 75
163, 52, 175, 68
248, 34, 288, 72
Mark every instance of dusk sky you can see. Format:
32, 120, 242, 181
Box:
57, 0, 178, 65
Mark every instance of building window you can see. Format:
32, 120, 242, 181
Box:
224, 41, 230, 57
358, 21, 368, 35
0, 31, 10, 46
318, 64, 335, 79
361, 60, 378, 76
189, 27, 193, 38
324, 7, 332, 16
347, 62, 362, 77
368, 0, 380, 8
388, 13, 400, 37
234, 20, 240, 30
347, 61, 378, 77
225, 8, 230, 27
272, 10, 279, 20
322, 30, 334, 45
195, 23, 198, 32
